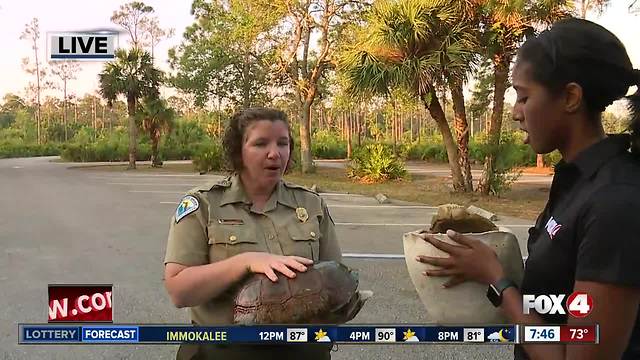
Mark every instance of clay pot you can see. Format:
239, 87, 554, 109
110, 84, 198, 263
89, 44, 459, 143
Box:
403, 230, 524, 324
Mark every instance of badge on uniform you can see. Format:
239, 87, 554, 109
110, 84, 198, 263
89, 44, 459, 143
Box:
175, 195, 199, 223
296, 207, 309, 223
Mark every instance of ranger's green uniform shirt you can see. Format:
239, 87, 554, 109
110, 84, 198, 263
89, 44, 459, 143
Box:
164, 174, 342, 326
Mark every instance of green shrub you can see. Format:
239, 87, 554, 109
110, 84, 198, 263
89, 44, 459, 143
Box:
192, 141, 225, 173
404, 142, 448, 162
0, 128, 26, 142
287, 145, 303, 172
543, 150, 562, 167
473, 132, 530, 195
348, 143, 407, 183
468, 131, 540, 168
61, 140, 151, 163
311, 130, 347, 159
159, 120, 208, 161
0, 141, 62, 158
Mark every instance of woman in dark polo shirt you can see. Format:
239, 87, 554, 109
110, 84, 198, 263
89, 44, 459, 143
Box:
416, 18, 640, 359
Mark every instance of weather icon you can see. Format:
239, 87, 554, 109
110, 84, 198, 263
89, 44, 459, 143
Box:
314, 329, 331, 342
403, 329, 419, 342
487, 328, 512, 343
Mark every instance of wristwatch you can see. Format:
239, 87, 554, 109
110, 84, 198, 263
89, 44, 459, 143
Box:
486, 278, 518, 307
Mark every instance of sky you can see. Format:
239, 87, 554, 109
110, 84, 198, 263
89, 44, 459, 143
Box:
0, 0, 638, 109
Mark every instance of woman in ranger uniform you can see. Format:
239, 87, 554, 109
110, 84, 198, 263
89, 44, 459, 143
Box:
163, 107, 342, 360
416, 19, 640, 360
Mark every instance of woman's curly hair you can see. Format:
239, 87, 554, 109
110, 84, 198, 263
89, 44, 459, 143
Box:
222, 107, 294, 172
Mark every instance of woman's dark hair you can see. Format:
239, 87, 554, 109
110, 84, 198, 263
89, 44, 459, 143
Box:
222, 107, 294, 172
516, 18, 640, 154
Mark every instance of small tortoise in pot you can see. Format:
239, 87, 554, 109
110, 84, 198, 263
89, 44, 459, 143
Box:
233, 261, 373, 324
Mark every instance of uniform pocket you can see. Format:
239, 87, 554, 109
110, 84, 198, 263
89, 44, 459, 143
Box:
207, 224, 260, 261
285, 221, 321, 261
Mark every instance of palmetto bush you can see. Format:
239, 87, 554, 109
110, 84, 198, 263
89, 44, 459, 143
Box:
348, 143, 407, 183
192, 140, 225, 173
312, 130, 347, 159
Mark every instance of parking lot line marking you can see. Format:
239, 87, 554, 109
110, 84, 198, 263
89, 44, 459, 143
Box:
318, 193, 364, 197
343, 253, 529, 261
343, 253, 405, 259
336, 222, 427, 226
130, 190, 184, 194
337, 222, 533, 228
496, 224, 534, 228
329, 205, 437, 209
90, 174, 211, 177
109, 182, 197, 186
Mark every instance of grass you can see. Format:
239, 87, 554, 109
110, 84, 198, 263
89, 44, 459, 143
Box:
76, 162, 549, 221
284, 168, 547, 221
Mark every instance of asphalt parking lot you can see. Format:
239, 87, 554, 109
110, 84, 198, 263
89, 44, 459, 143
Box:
1, 157, 535, 359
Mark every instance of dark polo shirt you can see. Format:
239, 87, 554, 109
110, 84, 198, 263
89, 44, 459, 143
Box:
515, 135, 640, 359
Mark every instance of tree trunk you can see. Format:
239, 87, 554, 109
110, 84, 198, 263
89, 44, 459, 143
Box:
300, 100, 314, 173
63, 81, 68, 142
421, 91, 465, 191
478, 53, 511, 194
92, 97, 96, 140
537, 154, 545, 168
151, 136, 160, 167
242, 51, 251, 108
450, 81, 473, 192
357, 108, 362, 147
418, 106, 422, 143
399, 110, 404, 141
346, 110, 353, 159
127, 94, 137, 170
410, 113, 414, 142
392, 102, 397, 150
34, 39, 41, 144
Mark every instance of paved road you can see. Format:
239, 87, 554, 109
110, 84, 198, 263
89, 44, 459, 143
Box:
1, 157, 534, 359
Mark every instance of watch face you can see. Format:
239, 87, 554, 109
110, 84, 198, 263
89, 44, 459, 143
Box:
487, 284, 501, 307
489, 284, 499, 295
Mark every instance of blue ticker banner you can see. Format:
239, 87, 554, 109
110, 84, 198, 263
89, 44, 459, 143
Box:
18, 324, 518, 344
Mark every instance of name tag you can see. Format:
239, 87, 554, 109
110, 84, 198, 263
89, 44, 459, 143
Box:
218, 219, 244, 225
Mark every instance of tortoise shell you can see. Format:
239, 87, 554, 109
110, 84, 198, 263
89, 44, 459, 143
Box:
233, 261, 368, 324
428, 204, 498, 234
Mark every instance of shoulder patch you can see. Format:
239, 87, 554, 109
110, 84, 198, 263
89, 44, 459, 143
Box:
175, 195, 200, 223
192, 177, 233, 193
283, 181, 317, 195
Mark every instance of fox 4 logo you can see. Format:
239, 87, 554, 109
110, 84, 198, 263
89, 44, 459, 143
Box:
522, 292, 594, 318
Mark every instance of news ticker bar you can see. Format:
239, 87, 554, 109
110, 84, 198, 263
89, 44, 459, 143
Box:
18, 324, 598, 345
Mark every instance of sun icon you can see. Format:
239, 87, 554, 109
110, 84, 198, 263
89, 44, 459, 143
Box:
315, 329, 331, 342
403, 329, 419, 342
403, 329, 415, 340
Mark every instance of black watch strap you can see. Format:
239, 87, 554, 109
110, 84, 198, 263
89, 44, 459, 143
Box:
486, 278, 518, 307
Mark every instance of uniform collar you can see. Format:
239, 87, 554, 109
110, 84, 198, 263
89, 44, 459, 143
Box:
219, 174, 298, 210
564, 134, 632, 179
275, 181, 298, 209
219, 174, 251, 206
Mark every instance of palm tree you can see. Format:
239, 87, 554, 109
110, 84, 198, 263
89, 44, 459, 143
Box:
476, 0, 570, 194
341, 0, 479, 192
99, 48, 162, 169
140, 96, 175, 167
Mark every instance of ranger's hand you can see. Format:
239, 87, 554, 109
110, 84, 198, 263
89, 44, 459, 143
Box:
241, 252, 313, 282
